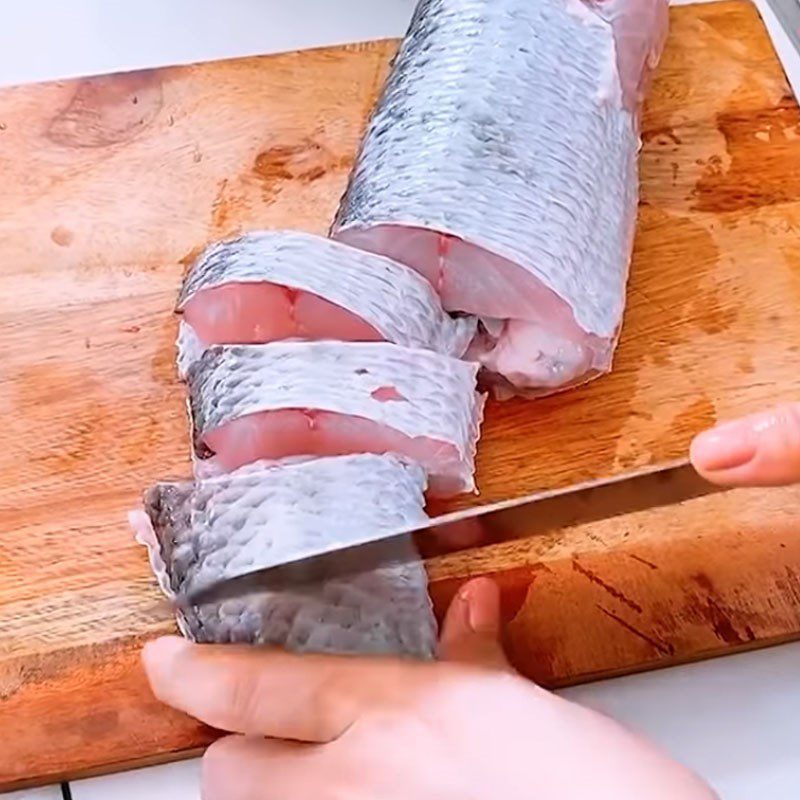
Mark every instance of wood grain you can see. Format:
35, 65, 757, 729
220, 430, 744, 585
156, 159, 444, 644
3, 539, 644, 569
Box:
1, 1, 799, 788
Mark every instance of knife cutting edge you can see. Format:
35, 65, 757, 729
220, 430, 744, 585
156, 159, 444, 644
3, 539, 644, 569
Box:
174, 458, 733, 609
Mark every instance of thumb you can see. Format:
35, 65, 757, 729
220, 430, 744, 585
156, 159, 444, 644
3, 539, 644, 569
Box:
437, 577, 511, 669
690, 403, 800, 487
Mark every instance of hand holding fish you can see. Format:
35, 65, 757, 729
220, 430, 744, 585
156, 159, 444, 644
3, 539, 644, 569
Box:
143, 579, 716, 800
691, 403, 800, 487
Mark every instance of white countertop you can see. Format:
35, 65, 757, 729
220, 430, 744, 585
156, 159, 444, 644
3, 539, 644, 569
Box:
2, 2, 798, 798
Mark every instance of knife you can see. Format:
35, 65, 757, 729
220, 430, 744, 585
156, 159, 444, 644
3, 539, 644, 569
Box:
176, 458, 732, 608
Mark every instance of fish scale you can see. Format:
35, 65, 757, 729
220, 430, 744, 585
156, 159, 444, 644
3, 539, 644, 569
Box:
132, 454, 436, 657
187, 340, 485, 495
175, 230, 477, 375
332, 0, 668, 393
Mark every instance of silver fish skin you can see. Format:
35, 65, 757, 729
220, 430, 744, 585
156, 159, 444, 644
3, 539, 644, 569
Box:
130, 454, 437, 657
176, 230, 477, 375
332, 0, 668, 394
187, 341, 485, 494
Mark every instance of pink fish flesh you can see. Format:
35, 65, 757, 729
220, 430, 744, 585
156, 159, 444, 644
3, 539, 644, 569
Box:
176, 230, 476, 376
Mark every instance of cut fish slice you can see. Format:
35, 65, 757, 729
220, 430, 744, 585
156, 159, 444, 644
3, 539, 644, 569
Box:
131, 454, 436, 657
176, 230, 476, 375
187, 341, 484, 496
332, 0, 668, 396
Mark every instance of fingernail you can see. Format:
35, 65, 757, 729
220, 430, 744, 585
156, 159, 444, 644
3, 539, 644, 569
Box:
460, 578, 500, 634
691, 418, 757, 471
142, 635, 190, 679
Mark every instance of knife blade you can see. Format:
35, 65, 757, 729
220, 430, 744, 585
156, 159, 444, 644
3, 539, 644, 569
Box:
176, 458, 731, 609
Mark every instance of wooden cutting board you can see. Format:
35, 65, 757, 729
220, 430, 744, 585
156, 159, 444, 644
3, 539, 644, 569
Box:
1, 0, 799, 789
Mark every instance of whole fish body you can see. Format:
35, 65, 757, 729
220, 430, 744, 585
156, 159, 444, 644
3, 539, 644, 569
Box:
176, 230, 477, 376
332, 0, 668, 395
131, 454, 436, 657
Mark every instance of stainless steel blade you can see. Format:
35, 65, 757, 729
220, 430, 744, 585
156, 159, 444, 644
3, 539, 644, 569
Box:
178, 459, 729, 608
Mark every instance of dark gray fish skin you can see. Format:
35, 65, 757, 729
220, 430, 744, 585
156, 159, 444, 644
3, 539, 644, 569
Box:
132, 455, 437, 658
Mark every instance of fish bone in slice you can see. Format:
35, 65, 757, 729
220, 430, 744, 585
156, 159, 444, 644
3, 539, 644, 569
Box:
187, 341, 485, 497
131, 454, 436, 657
332, 0, 668, 397
176, 230, 477, 376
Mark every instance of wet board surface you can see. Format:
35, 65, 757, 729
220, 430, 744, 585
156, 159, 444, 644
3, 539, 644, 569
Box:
2, 0, 800, 789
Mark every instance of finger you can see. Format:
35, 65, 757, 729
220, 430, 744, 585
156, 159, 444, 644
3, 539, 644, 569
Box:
437, 577, 510, 669
202, 735, 324, 800
421, 517, 487, 558
691, 403, 800, 487
142, 636, 403, 742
